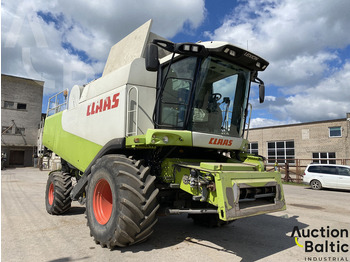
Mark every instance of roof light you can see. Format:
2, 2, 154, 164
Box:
224, 48, 236, 56
229, 50, 236, 57
183, 44, 191, 51
256, 62, 261, 68
192, 45, 199, 52
174, 42, 207, 56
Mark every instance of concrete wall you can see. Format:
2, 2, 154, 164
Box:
248, 113, 350, 163
1, 74, 44, 167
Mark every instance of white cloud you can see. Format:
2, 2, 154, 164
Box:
206, 0, 350, 124
1, 0, 206, 97
281, 61, 350, 122
250, 117, 298, 128
265, 96, 276, 102
265, 52, 339, 88
206, 0, 350, 86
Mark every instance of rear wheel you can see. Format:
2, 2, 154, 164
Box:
45, 171, 73, 215
310, 179, 322, 190
86, 155, 159, 248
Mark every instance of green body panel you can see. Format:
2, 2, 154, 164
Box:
43, 112, 103, 172
161, 158, 286, 221
236, 152, 265, 171
213, 170, 285, 220
126, 129, 193, 148
200, 162, 258, 172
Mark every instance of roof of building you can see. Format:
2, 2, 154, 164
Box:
250, 114, 349, 130
1, 74, 45, 86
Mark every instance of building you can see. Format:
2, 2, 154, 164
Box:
247, 113, 350, 166
1, 74, 44, 167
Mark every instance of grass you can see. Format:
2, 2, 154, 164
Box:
282, 181, 308, 187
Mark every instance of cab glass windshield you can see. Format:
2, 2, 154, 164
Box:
191, 56, 250, 137
158, 56, 251, 137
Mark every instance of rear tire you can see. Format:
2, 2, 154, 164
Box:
86, 155, 159, 248
45, 171, 73, 215
310, 179, 322, 190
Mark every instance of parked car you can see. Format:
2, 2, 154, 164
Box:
303, 164, 350, 190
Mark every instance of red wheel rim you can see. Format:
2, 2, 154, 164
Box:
48, 183, 54, 205
93, 179, 113, 225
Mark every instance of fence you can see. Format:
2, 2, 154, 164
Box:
265, 159, 350, 183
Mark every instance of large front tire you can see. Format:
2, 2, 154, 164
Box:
45, 171, 73, 215
86, 155, 159, 248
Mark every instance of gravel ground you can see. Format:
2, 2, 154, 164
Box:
2, 167, 350, 262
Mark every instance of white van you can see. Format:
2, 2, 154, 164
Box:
303, 164, 350, 190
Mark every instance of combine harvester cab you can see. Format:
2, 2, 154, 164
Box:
43, 20, 286, 248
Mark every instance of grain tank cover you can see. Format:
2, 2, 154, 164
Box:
102, 19, 169, 76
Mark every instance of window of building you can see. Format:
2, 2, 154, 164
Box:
267, 140, 295, 164
3, 101, 15, 109
248, 142, 259, 155
2, 126, 13, 134
329, 126, 341, 137
15, 127, 25, 135
312, 152, 336, 164
17, 103, 27, 110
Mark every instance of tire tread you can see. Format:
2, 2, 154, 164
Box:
86, 154, 159, 249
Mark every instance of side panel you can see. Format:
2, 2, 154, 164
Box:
43, 112, 102, 172
192, 132, 246, 150
44, 84, 156, 172
62, 86, 127, 146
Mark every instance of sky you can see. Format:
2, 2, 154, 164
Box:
2, 0, 350, 128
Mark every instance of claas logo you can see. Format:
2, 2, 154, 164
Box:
209, 138, 233, 146
87, 93, 120, 116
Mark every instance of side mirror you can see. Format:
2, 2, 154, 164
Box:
145, 44, 159, 72
251, 72, 265, 104
259, 83, 265, 103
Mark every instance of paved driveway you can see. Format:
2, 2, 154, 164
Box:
2, 167, 350, 261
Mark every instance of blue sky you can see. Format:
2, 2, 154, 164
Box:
2, 0, 350, 127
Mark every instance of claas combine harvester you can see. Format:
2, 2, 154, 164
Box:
43, 20, 286, 248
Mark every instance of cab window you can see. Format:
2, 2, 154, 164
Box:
159, 57, 197, 128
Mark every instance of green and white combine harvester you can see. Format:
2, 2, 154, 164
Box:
43, 20, 286, 248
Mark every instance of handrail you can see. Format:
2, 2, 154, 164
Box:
126, 86, 139, 136
245, 103, 253, 140
47, 89, 69, 116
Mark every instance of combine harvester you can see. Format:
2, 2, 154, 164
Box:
43, 20, 286, 248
